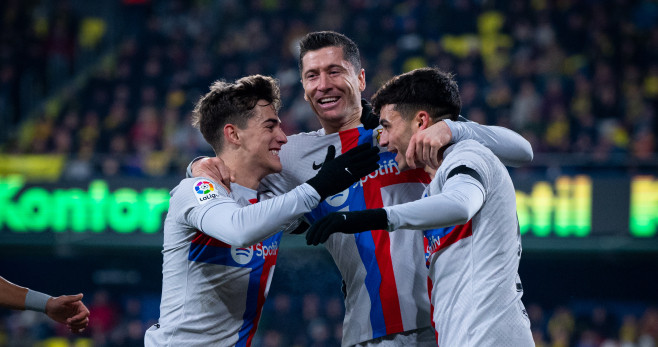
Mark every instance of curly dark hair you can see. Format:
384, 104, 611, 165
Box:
192, 75, 281, 154
371, 67, 461, 122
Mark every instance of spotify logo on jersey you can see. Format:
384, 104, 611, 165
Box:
231, 246, 254, 264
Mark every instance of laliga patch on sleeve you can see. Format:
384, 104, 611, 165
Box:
193, 179, 219, 205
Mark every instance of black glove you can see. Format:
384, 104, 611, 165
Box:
306, 209, 389, 245
306, 143, 380, 201
360, 98, 380, 130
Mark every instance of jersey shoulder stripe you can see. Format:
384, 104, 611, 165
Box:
424, 220, 473, 265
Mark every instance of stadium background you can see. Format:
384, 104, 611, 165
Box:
1, 0, 657, 346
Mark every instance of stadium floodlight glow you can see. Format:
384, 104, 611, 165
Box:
0, 175, 170, 234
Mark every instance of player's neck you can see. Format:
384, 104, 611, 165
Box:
320, 111, 362, 134
219, 153, 262, 190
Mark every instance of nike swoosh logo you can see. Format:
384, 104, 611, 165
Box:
312, 161, 323, 170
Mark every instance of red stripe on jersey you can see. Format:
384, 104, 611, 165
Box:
437, 221, 473, 252
246, 247, 277, 346
377, 167, 431, 187
341, 132, 404, 335
338, 128, 360, 151
191, 230, 231, 248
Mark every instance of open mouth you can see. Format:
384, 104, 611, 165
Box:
318, 96, 340, 106
270, 150, 280, 156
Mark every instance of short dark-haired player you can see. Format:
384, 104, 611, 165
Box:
306, 67, 535, 346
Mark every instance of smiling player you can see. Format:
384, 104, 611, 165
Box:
305, 67, 535, 346
145, 75, 379, 346
190, 31, 535, 346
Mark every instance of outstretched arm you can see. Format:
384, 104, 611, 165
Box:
444, 118, 533, 167
0, 277, 89, 333
406, 117, 533, 169
191, 144, 379, 247
306, 172, 485, 245
0, 276, 28, 311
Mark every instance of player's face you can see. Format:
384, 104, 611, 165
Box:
378, 104, 415, 171
238, 101, 287, 176
301, 46, 365, 132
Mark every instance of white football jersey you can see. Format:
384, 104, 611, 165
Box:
421, 140, 533, 346
146, 180, 317, 347
262, 127, 433, 346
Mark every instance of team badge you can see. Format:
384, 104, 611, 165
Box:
193, 179, 219, 205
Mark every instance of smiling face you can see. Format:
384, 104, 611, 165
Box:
301, 46, 365, 133
236, 100, 288, 177
378, 104, 417, 171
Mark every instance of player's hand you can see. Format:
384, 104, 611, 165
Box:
360, 98, 380, 130
306, 209, 389, 245
45, 294, 90, 334
191, 157, 233, 192
406, 120, 452, 170
306, 143, 380, 201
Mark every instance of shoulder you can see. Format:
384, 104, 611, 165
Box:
445, 140, 497, 164
286, 129, 326, 141
439, 141, 494, 179
171, 178, 230, 206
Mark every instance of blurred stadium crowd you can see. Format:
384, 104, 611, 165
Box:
1, 0, 658, 346
2, 0, 657, 179
2, 290, 658, 347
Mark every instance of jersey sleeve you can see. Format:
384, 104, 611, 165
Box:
384, 174, 484, 231
175, 178, 320, 247
384, 141, 489, 231
444, 118, 533, 167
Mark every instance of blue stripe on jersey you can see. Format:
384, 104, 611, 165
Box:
424, 226, 455, 265
304, 126, 390, 338
188, 232, 281, 346
236, 263, 264, 346
358, 126, 394, 337
188, 233, 281, 269
354, 231, 388, 337
357, 127, 374, 146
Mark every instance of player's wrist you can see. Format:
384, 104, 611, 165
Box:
25, 289, 51, 313
349, 209, 388, 232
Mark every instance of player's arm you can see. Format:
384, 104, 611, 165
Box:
446, 117, 533, 167
384, 166, 484, 230
0, 276, 29, 311
406, 117, 533, 169
306, 165, 485, 245
190, 144, 379, 247
0, 277, 89, 333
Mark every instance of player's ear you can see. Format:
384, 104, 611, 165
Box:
415, 111, 431, 130
358, 69, 366, 91
224, 124, 241, 145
